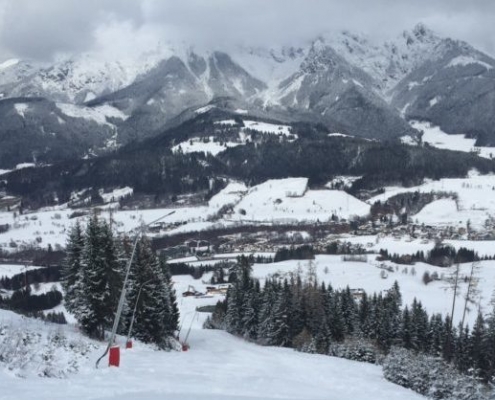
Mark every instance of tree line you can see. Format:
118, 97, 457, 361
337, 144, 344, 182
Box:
207, 256, 495, 394
6, 117, 495, 208
378, 245, 486, 266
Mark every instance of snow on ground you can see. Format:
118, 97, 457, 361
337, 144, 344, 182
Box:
214, 119, 237, 126
56, 103, 128, 126
28, 282, 62, 296
208, 182, 247, 209
14, 103, 29, 118
0, 308, 99, 379
250, 256, 495, 328
172, 137, 241, 156
0, 204, 215, 251
368, 172, 495, 229
326, 175, 362, 189
172, 119, 294, 156
0, 264, 44, 279
4, 238, 495, 399
243, 120, 291, 136
194, 104, 216, 114
446, 55, 493, 71
0, 273, 424, 400
231, 178, 370, 222
328, 132, 353, 138
406, 121, 495, 159
15, 162, 36, 170
414, 198, 462, 226
344, 234, 495, 260
100, 187, 133, 204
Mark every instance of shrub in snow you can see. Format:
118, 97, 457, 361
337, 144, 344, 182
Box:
328, 338, 379, 364
383, 347, 488, 400
0, 320, 98, 378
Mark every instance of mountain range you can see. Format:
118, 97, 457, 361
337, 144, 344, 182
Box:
1, 23, 495, 168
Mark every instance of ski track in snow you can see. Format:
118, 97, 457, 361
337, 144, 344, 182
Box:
0, 272, 425, 400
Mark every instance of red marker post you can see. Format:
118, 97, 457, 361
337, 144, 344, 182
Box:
109, 346, 120, 367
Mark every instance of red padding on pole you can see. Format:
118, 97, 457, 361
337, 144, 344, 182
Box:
126, 340, 133, 349
109, 346, 120, 367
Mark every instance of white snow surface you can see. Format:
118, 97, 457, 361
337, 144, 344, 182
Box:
208, 182, 247, 209
172, 138, 241, 156
99, 187, 133, 204
368, 173, 495, 229
56, 103, 128, 126
0, 264, 44, 279
14, 103, 29, 118
231, 178, 370, 222
0, 271, 425, 400
172, 120, 293, 156
243, 120, 291, 136
15, 163, 35, 170
194, 105, 215, 114
407, 120, 495, 159
446, 55, 493, 70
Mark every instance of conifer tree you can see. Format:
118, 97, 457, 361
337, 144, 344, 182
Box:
271, 279, 292, 347
78, 215, 122, 339
62, 221, 85, 317
126, 236, 178, 347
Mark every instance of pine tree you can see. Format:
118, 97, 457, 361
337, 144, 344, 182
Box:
240, 279, 259, 339
410, 299, 428, 352
401, 306, 412, 349
469, 311, 489, 380
271, 279, 292, 347
78, 215, 122, 339
62, 221, 85, 317
126, 236, 178, 347
257, 280, 278, 342
484, 304, 495, 383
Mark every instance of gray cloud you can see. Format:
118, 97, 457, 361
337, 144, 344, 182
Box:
0, 0, 143, 60
0, 0, 494, 61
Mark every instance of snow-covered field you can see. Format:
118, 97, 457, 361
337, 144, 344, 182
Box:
2, 169, 495, 254
0, 177, 369, 251
368, 171, 495, 229
0, 264, 44, 279
172, 119, 293, 156
230, 178, 370, 222
404, 121, 495, 159
0, 269, 429, 400
3, 253, 495, 399
56, 103, 128, 126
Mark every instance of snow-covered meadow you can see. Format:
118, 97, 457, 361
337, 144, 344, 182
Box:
367, 171, 495, 229
172, 119, 294, 156
403, 121, 495, 159
0, 177, 368, 251
0, 260, 438, 400
3, 250, 495, 399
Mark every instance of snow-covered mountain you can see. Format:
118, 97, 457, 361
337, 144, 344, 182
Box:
1, 23, 495, 166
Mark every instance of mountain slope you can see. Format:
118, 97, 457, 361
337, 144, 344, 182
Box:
1, 24, 495, 166
0, 97, 123, 168
390, 38, 495, 145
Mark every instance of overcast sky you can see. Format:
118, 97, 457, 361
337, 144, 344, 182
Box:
0, 0, 494, 62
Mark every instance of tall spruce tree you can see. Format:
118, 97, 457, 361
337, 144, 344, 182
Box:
78, 214, 122, 339
62, 221, 85, 318
126, 236, 178, 348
